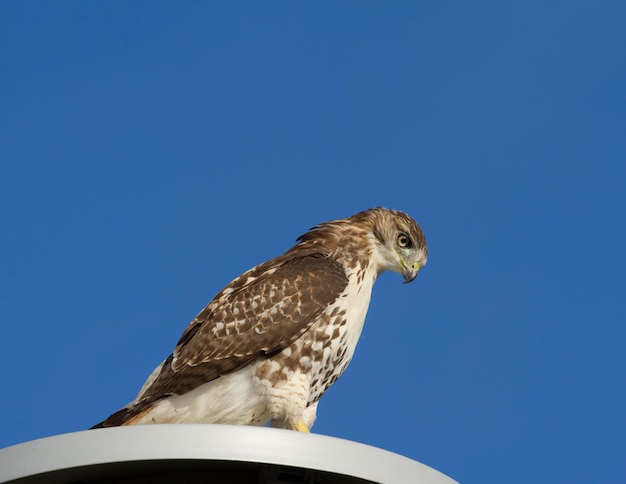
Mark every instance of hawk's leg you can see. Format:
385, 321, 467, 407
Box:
263, 370, 313, 431
302, 401, 318, 430
283, 401, 317, 432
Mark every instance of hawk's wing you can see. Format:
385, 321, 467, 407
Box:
139, 255, 348, 400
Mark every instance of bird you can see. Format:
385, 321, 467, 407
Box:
92, 207, 427, 432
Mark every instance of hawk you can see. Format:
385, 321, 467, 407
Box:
92, 207, 427, 431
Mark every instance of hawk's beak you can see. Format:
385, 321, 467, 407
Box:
402, 262, 421, 284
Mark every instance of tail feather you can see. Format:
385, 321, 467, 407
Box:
91, 396, 165, 429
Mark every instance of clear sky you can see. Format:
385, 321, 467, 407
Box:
1, 2, 625, 483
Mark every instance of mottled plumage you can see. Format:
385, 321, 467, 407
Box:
92, 207, 427, 431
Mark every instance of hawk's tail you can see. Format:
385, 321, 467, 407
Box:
90, 396, 164, 429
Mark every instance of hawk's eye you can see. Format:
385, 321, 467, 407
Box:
397, 233, 412, 248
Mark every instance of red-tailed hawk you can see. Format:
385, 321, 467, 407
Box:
93, 208, 427, 431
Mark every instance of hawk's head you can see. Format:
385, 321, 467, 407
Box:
293, 207, 427, 283
357, 207, 428, 283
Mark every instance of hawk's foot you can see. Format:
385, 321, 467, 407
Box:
294, 421, 310, 432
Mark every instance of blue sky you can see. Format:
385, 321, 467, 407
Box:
1, 2, 625, 482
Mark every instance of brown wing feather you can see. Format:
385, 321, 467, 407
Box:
138, 254, 348, 399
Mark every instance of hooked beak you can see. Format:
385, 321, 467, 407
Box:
402, 261, 421, 284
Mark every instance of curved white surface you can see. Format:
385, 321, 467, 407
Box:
0, 424, 457, 484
